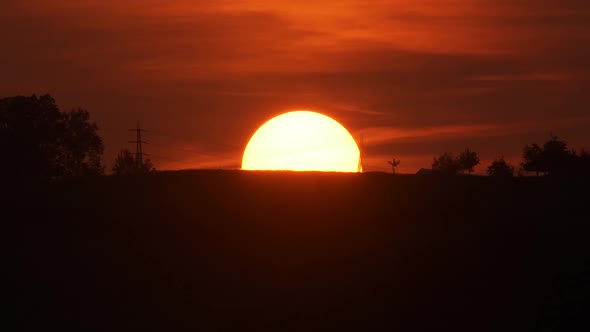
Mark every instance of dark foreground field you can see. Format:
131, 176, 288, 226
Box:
8, 171, 590, 331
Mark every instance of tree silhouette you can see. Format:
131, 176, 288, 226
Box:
387, 158, 400, 174
521, 143, 545, 176
487, 157, 514, 177
542, 135, 570, 176
432, 152, 460, 175
112, 149, 155, 175
55, 109, 104, 176
458, 148, 480, 174
521, 135, 576, 177
0, 94, 104, 179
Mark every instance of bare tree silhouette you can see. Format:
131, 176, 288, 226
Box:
387, 158, 400, 174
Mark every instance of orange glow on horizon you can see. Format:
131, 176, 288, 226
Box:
242, 111, 360, 172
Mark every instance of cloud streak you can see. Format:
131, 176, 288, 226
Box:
1, 0, 589, 172
362, 115, 590, 147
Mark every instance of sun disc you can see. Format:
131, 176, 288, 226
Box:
242, 111, 360, 172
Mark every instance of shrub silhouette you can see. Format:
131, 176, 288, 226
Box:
112, 149, 155, 175
487, 157, 514, 177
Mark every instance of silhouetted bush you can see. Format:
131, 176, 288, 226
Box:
432, 149, 480, 175
112, 149, 155, 175
488, 157, 514, 177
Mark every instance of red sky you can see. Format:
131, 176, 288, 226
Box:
2, 0, 590, 173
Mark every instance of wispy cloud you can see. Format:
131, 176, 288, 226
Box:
361, 115, 590, 147
2, 0, 589, 172
472, 72, 576, 82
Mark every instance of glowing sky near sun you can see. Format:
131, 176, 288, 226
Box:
1, 0, 589, 173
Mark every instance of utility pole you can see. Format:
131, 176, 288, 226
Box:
129, 121, 148, 169
357, 134, 364, 173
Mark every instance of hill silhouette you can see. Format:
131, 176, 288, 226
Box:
8, 170, 589, 331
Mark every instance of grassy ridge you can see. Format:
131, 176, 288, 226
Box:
10, 171, 589, 331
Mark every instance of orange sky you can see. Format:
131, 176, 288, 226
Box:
2, 0, 590, 173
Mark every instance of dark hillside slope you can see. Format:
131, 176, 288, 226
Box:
9, 171, 590, 331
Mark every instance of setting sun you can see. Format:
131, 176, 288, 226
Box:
242, 111, 360, 172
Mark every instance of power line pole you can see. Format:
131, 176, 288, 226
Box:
357, 133, 364, 173
129, 121, 148, 170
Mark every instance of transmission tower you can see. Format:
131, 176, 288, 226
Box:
129, 121, 148, 169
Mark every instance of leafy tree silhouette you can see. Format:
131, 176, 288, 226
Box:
542, 135, 570, 176
521, 143, 545, 176
112, 149, 155, 175
487, 157, 514, 177
458, 148, 480, 175
432, 152, 460, 175
521, 135, 579, 177
0, 94, 104, 179
55, 109, 104, 176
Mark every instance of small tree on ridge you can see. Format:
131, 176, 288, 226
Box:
112, 149, 155, 175
432, 152, 460, 175
488, 157, 514, 177
458, 148, 480, 175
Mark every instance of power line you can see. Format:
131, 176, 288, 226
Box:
147, 144, 222, 159
148, 129, 241, 151
116, 123, 237, 169
148, 154, 198, 167
148, 154, 240, 169
102, 125, 240, 158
